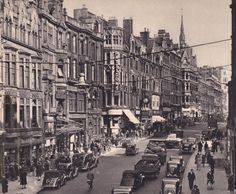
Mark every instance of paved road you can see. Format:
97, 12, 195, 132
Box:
38, 123, 214, 194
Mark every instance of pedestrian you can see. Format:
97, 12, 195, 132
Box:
204, 141, 209, 154
209, 156, 215, 174
206, 152, 212, 164
1, 175, 8, 193
19, 167, 27, 189
188, 169, 196, 190
196, 154, 202, 171
207, 169, 214, 190
191, 184, 200, 194
211, 140, 216, 154
228, 174, 234, 194
219, 140, 224, 154
197, 141, 203, 153
36, 162, 43, 181
202, 154, 206, 167
44, 158, 50, 171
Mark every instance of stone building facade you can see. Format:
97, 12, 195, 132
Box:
1, 0, 43, 167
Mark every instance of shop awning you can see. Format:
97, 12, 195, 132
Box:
123, 109, 140, 124
152, 115, 166, 123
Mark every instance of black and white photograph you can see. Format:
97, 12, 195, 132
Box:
0, 0, 235, 193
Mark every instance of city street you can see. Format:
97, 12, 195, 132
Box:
38, 124, 207, 194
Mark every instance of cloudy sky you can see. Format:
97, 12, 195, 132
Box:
64, 0, 231, 67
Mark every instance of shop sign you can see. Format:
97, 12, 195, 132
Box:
163, 107, 171, 112
56, 90, 66, 99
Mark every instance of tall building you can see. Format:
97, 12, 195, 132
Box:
178, 14, 199, 118
1, 0, 43, 168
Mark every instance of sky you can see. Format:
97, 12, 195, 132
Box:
64, 0, 231, 68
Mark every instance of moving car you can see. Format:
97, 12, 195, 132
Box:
120, 170, 145, 190
180, 137, 196, 154
72, 153, 98, 171
161, 178, 182, 194
125, 144, 139, 155
144, 145, 167, 165
57, 162, 79, 180
166, 134, 182, 149
120, 138, 134, 148
169, 155, 185, 172
135, 154, 161, 178
42, 170, 66, 189
166, 160, 181, 178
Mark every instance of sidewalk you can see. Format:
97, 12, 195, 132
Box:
1, 136, 147, 194
182, 141, 229, 194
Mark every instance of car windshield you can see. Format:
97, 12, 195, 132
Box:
44, 171, 59, 178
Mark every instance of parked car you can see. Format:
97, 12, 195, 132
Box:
125, 144, 139, 155
160, 177, 182, 194
57, 162, 79, 180
72, 153, 98, 171
120, 138, 134, 148
135, 154, 161, 178
42, 170, 66, 189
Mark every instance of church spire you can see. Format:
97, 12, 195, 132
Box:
179, 9, 185, 48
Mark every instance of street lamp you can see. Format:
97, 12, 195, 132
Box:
75, 73, 89, 152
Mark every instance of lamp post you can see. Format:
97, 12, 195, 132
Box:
75, 73, 89, 152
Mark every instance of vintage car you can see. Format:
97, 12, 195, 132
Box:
135, 154, 161, 178
119, 170, 145, 191
169, 155, 184, 172
42, 170, 66, 189
166, 160, 181, 178
120, 138, 134, 148
111, 186, 133, 194
144, 145, 167, 165
166, 134, 182, 149
161, 178, 182, 194
125, 144, 139, 155
180, 137, 196, 154
57, 162, 79, 180
170, 129, 184, 138
72, 152, 98, 171
147, 139, 167, 147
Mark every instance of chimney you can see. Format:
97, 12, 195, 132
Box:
108, 17, 118, 27
123, 18, 133, 44
140, 28, 149, 47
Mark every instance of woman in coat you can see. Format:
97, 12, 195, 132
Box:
196, 154, 202, 171
1, 175, 8, 193
19, 168, 27, 189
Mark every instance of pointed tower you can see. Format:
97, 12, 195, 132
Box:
179, 11, 185, 48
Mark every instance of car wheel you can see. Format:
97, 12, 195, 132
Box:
57, 182, 61, 189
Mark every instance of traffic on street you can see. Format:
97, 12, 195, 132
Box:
38, 123, 210, 194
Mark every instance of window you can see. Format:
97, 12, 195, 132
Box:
114, 95, 119, 106
113, 35, 118, 44
43, 22, 47, 43
77, 93, 85, 112
106, 52, 110, 64
72, 35, 76, 53
186, 96, 189, 103
185, 72, 189, 80
25, 60, 30, 88
5, 54, 10, 85
15, 25, 18, 40
58, 31, 62, 49
91, 65, 95, 81
19, 60, 24, 88
69, 92, 76, 112
57, 60, 64, 78
107, 90, 112, 106
32, 69, 36, 89
26, 99, 30, 127
38, 101, 42, 127
48, 26, 53, 44
79, 40, 84, 55
105, 34, 111, 44
73, 60, 76, 79
28, 31, 31, 45
20, 98, 25, 128
32, 100, 37, 127
38, 70, 41, 89
4, 97, 11, 128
